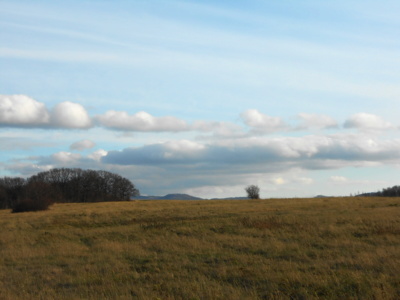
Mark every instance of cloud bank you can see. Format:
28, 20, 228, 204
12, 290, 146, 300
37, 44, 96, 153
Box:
102, 134, 400, 169
2, 95, 399, 198
9, 131, 397, 198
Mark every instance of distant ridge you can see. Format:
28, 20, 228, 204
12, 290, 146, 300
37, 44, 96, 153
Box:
162, 194, 203, 200
132, 193, 203, 200
134, 194, 349, 200
211, 197, 248, 200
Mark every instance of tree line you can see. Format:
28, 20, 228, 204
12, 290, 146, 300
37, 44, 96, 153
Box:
376, 185, 400, 197
356, 185, 400, 197
0, 168, 139, 211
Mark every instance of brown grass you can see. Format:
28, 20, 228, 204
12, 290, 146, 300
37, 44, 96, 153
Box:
0, 197, 399, 299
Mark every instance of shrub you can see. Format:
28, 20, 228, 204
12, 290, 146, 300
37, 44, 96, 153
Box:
12, 182, 55, 213
12, 197, 53, 213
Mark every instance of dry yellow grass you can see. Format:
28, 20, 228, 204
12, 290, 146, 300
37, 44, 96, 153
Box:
0, 197, 399, 299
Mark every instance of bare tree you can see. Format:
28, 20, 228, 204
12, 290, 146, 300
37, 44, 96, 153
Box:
0, 177, 26, 209
245, 185, 260, 199
12, 182, 55, 213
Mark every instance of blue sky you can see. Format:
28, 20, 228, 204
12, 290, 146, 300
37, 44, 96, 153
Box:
1, 0, 400, 198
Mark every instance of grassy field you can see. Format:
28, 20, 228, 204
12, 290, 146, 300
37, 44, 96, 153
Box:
0, 197, 399, 299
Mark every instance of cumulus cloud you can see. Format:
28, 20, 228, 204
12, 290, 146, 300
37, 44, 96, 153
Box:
7, 132, 400, 198
240, 109, 287, 133
296, 113, 338, 130
96, 110, 188, 132
344, 113, 393, 131
0, 95, 50, 126
0, 95, 92, 129
87, 149, 108, 161
95, 133, 400, 197
51, 101, 92, 129
70, 139, 96, 151
51, 150, 109, 165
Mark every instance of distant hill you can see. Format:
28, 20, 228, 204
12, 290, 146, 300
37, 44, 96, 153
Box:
211, 197, 248, 200
134, 194, 351, 200
132, 194, 251, 200
162, 194, 203, 200
132, 193, 203, 200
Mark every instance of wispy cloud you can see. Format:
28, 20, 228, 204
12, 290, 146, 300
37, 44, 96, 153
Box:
70, 139, 96, 151
295, 113, 338, 130
0, 48, 118, 63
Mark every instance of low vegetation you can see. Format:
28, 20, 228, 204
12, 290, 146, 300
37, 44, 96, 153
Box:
0, 197, 399, 299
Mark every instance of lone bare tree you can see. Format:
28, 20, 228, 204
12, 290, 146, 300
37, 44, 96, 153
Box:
245, 185, 260, 199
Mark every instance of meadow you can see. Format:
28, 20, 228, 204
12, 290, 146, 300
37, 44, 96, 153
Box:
0, 197, 399, 299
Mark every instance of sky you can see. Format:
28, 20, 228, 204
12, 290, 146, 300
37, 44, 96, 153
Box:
1, 0, 400, 198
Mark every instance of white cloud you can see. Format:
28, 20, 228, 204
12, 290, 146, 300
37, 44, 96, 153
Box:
103, 133, 400, 169
0, 95, 50, 126
51, 101, 92, 129
344, 113, 393, 131
96, 110, 188, 132
330, 176, 348, 182
7, 132, 400, 198
0, 96, 92, 129
51, 151, 82, 164
70, 139, 96, 151
164, 139, 206, 153
296, 113, 338, 130
87, 149, 108, 161
240, 109, 287, 133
